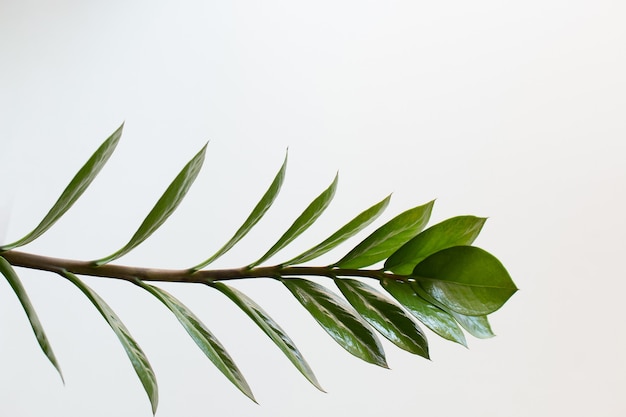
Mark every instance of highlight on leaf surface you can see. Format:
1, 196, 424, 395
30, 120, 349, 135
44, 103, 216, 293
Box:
0, 124, 518, 414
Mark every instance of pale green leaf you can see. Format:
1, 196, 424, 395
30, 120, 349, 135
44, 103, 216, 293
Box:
1, 124, 123, 250
212, 282, 323, 391
249, 174, 338, 267
283, 278, 387, 367
385, 216, 486, 274
450, 312, 495, 339
334, 278, 429, 358
61, 271, 158, 414
0, 256, 63, 381
335, 200, 435, 269
381, 278, 466, 346
412, 246, 517, 316
284, 195, 390, 265
94, 143, 207, 266
192, 152, 288, 270
135, 280, 255, 402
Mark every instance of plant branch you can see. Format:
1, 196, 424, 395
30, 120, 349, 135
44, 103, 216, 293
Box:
1, 250, 408, 285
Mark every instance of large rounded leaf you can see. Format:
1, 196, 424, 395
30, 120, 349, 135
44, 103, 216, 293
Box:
412, 246, 517, 316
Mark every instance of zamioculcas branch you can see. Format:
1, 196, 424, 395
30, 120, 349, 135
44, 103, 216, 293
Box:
0, 124, 517, 415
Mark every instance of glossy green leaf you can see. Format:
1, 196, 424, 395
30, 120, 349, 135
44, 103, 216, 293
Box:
249, 174, 338, 267
284, 195, 391, 265
61, 271, 158, 414
334, 278, 429, 358
335, 200, 435, 269
412, 246, 517, 316
381, 278, 466, 346
385, 216, 487, 274
211, 282, 323, 391
1, 124, 123, 251
283, 278, 387, 368
135, 280, 255, 402
0, 256, 64, 381
192, 152, 288, 270
450, 312, 495, 339
94, 143, 207, 266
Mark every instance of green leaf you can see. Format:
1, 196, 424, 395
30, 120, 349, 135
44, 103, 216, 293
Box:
385, 216, 487, 274
192, 151, 288, 270
334, 278, 429, 358
211, 282, 323, 391
0, 256, 64, 381
284, 195, 391, 265
450, 312, 495, 339
249, 173, 338, 268
135, 280, 255, 402
1, 124, 123, 251
381, 278, 467, 346
282, 278, 387, 367
335, 200, 435, 269
412, 246, 517, 316
61, 271, 158, 414
94, 143, 207, 266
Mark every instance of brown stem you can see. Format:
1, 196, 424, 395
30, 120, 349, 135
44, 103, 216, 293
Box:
0, 250, 408, 284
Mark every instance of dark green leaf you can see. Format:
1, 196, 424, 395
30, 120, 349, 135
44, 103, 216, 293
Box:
0, 256, 63, 381
94, 143, 207, 266
334, 278, 429, 358
335, 200, 435, 269
282, 278, 387, 367
450, 312, 495, 339
381, 278, 466, 346
211, 282, 323, 391
1, 124, 123, 250
249, 174, 338, 267
135, 280, 255, 402
192, 151, 288, 270
412, 246, 517, 316
61, 271, 158, 414
385, 216, 487, 274
284, 195, 391, 265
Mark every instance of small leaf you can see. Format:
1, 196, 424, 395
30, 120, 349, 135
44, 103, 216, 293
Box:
334, 278, 429, 358
283, 278, 387, 368
284, 195, 391, 265
192, 151, 288, 270
1, 124, 123, 250
412, 246, 517, 316
385, 216, 487, 274
211, 282, 323, 391
61, 271, 158, 414
135, 280, 255, 402
335, 200, 435, 269
381, 278, 466, 346
94, 143, 207, 266
450, 312, 495, 339
249, 173, 338, 268
0, 256, 64, 381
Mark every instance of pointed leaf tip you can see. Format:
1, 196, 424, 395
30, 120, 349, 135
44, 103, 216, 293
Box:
212, 282, 323, 391
192, 151, 288, 270
61, 271, 158, 413
0, 125, 123, 251
0, 256, 64, 382
135, 280, 256, 401
283, 278, 387, 368
94, 143, 207, 265
249, 173, 338, 267
336, 200, 435, 269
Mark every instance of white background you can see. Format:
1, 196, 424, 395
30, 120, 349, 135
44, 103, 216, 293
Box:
1, 1, 625, 416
